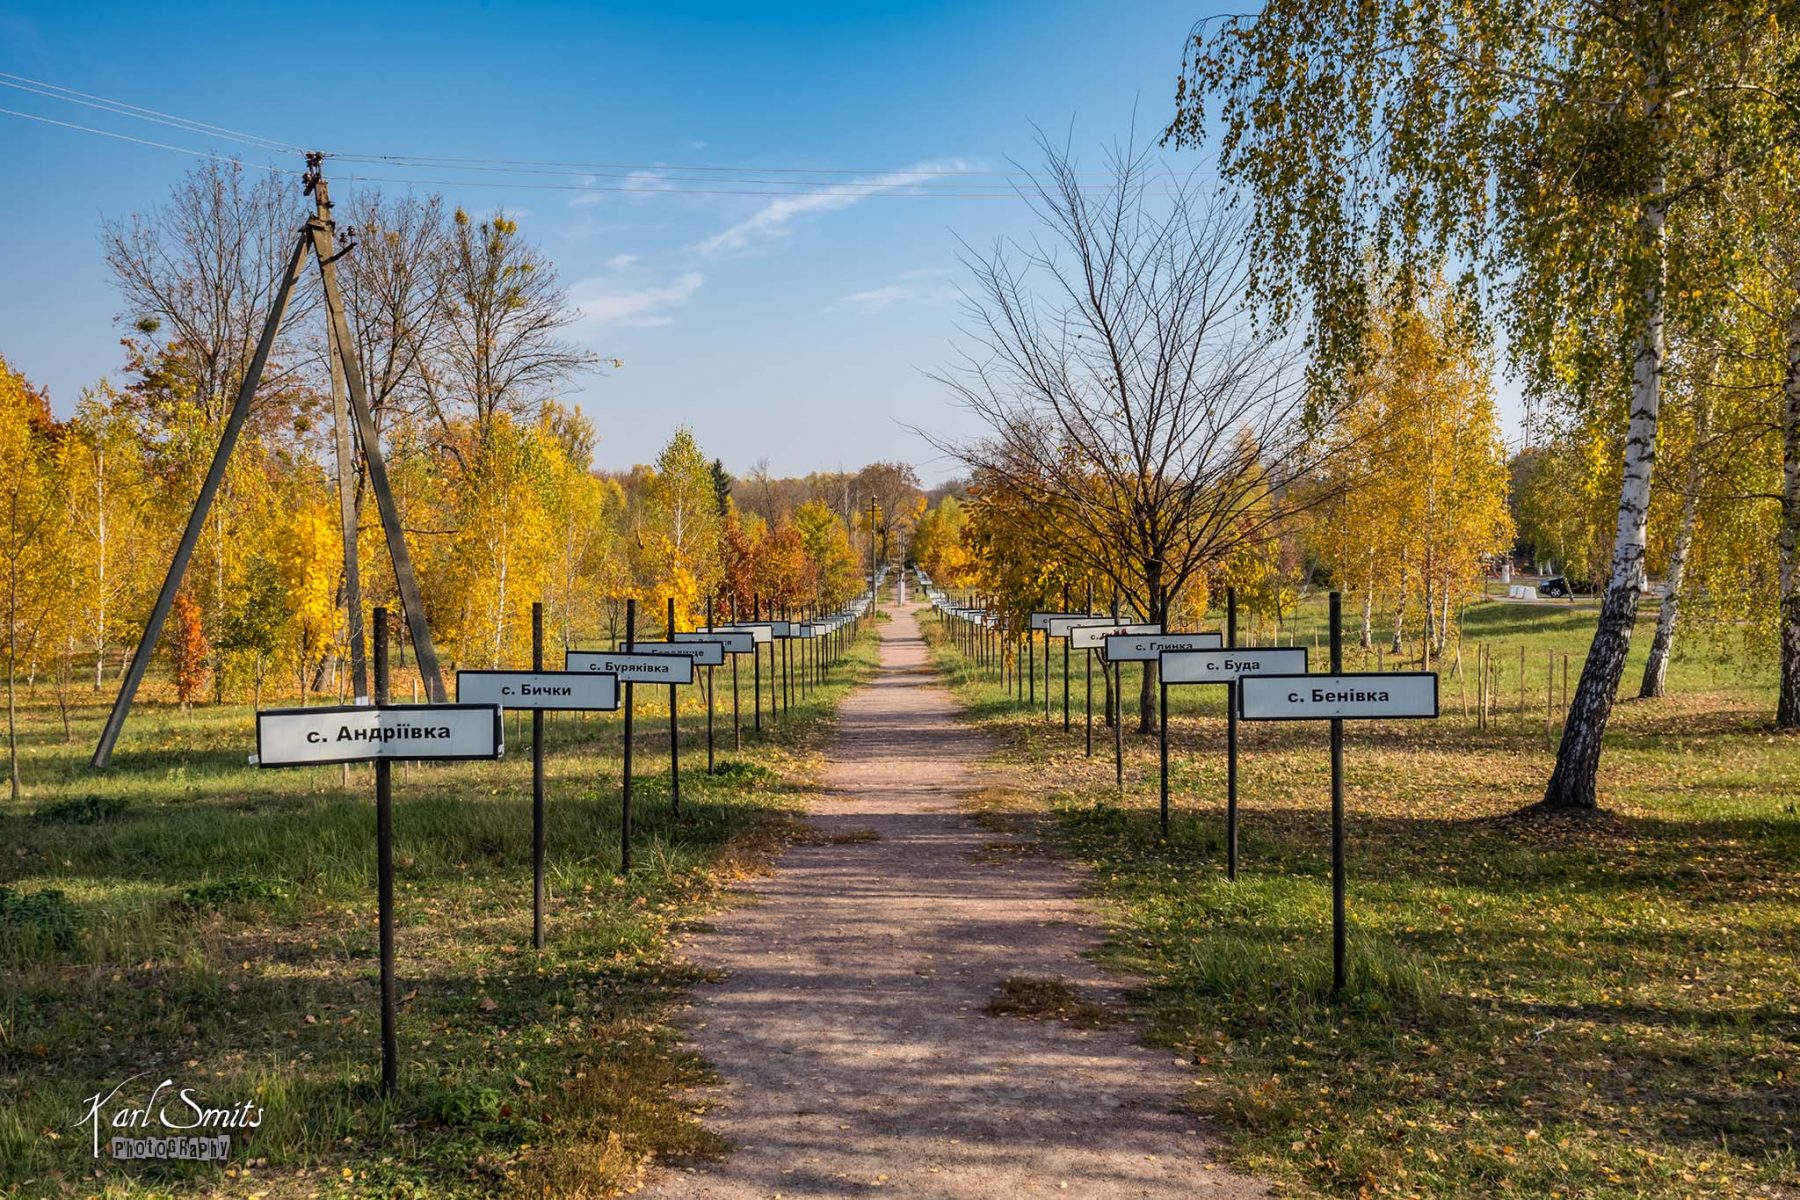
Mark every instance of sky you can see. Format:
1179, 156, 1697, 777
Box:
0, 1, 1522, 486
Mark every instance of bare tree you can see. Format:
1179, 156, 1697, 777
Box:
926, 140, 1340, 730
428, 208, 599, 462
103, 159, 313, 684
338, 189, 451, 428
103, 158, 311, 423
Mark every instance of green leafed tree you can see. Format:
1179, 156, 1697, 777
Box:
1168, 0, 1795, 808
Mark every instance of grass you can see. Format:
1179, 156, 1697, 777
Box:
0, 625, 880, 1198
983, 976, 1112, 1028
925, 594, 1799, 1200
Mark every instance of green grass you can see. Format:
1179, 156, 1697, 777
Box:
0, 627, 880, 1198
926, 596, 1799, 1200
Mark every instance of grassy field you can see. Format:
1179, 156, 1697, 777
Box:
1, 626, 879, 1199
926, 594, 1799, 1200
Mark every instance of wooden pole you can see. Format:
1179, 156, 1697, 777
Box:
93, 228, 310, 768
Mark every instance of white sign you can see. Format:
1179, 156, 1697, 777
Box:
1238, 672, 1439, 720
256, 704, 502, 767
715, 623, 775, 645
1067, 622, 1161, 650
628, 639, 726, 667
678, 629, 755, 655
1160, 646, 1308, 685
565, 650, 696, 684
1029, 611, 1089, 632
1044, 614, 1107, 638
1103, 632, 1224, 662
456, 670, 619, 711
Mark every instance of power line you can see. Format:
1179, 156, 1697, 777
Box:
336, 171, 1060, 199
0, 70, 302, 153
0, 69, 1214, 200
333, 151, 1157, 181
0, 105, 300, 173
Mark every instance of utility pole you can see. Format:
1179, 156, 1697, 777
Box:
315, 172, 368, 702
92, 152, 448, 768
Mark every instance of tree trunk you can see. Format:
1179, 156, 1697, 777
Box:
7, 511, 18, 803
1640, 394, 1705, 699
1136, 575, 1162, 734
1778, 284, 1800, 727
93, 446, 107, 691
1543, 174, 1667, 809
1360, 583, 1374, 650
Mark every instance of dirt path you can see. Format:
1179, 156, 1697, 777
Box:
647, 602, 1267, 1199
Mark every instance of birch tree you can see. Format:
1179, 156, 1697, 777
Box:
1168, 0, 1794, 807
0, 357, 65, 800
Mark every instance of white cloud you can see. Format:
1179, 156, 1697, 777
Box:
570, 271, 703, 334
694, 160, 965, 256
567, 169, 676, 209
605, 254, 639, 271
841, 268, 959, 310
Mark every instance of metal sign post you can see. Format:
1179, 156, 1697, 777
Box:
623, 600, 635, 871
705, 595, 716, 771
753, 596, 764, 732
1062, 584, 1071, 731
1159, 644, 1307, 840
1227, 588, 1238, 879
1237, 592, 1438, 997
1085, 582, 1094, 755
254, 608, 502, 1094
668, 597, 681, 815
569, 640, 696, 823
455, 611, 620, 949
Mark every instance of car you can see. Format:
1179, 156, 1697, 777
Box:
1537, 576, 1571, 599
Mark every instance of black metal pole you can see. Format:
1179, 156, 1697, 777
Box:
1159, 677, 1170, 836
532, 602, 546, 950
1227, 586, 1240, 882
1061, 583, 1071, 732
1085, 579, 1094, 755
752, 595, 763, 732
1330, 590, 1346, 998
621, 599, 635, 873
373, 607, 398, 1094
1111, 591, 1124, 785
1029, 623, 1036, 706
667, 596, 680, 815
706, 593, 716, 773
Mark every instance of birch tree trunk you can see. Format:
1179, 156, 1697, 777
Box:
7, 494, 19, 803
1778, 287, 1800, 727
1639, 394, 1706, 699
93, 448, 107, 690
1544, 172, 1667, 809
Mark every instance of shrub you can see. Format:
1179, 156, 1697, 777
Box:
32, 794, 131, 825
182, 876, 287, 909
0, 886, 83, 957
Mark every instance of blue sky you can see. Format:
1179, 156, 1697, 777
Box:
0, 2, 1519, 484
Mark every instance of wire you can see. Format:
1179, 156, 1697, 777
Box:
333, 151, 1143, 180
1, 69, 1211, 199
0, 105, 301, 173
0, 70, 302, 154
335, 170, 1045, 198
329, 157, 1038, 192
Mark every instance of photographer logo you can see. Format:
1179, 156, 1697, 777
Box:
75, 1074, 263, 1162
